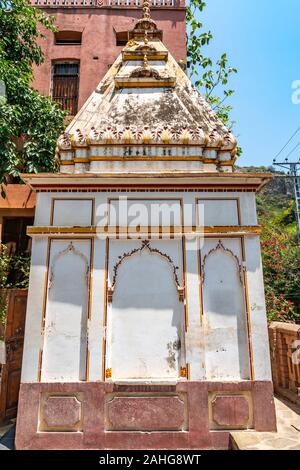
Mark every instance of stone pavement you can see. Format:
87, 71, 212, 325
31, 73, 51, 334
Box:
231, 396, 300, 450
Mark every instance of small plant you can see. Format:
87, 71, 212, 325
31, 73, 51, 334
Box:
8, 252, 31, 288
0, 290, 7, 336
0, 244, 9, 335
0, 245, 30, 334
0, 244, 10, 288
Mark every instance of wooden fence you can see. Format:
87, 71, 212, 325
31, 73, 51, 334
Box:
269, 322, 300, 405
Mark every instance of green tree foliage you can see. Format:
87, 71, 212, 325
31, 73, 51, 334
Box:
0, 244, 10, 288
186, 1, 238, 135
0, 244, 30, 329
0, 0, 65, 192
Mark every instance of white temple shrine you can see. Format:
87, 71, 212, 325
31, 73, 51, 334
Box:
16, 2, 276, 450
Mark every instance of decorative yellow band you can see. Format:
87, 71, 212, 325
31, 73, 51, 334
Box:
60, 161, 74, 166
27, 225, 262, 236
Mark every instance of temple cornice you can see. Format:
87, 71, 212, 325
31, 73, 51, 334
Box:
21, 172, 273, 192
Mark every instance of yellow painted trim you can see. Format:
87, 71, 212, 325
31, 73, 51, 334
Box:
122, 53, 168, 61
27, 225, 262, 236
60, 161, 74, 165
115, 80, 176, 88
74, 158, 90, 163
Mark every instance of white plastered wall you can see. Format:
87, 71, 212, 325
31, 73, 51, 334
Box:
21, 238, 49, 382
105, 239, 185, 381
21, 190, 271, 383
244, 236, 272, 381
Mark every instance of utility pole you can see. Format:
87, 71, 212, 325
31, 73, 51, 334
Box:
273, 160, 300, 245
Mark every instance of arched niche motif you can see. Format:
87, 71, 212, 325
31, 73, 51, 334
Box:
48, 241, 90, 290
200, 238, 250, 380
42, 241, 90, 382
108, 240, 184, 302
201, 239, 244, 285
106, 241, 186, 380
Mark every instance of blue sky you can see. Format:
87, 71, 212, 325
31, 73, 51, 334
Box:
194, 0, 300, 167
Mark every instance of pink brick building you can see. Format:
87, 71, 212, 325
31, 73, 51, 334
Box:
30, 0, 186, 114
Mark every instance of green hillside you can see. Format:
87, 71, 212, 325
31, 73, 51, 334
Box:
239, 166, 300, 323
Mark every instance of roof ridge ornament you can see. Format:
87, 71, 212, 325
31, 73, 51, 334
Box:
129, 0, 163, 40
143, 53, 149, 68
142, 0, 151, 20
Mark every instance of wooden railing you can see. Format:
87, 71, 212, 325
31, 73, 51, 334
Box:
269, 322, 300, 404
31, 0, 184, 7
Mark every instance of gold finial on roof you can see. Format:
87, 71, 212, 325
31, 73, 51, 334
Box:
129, 0, 162, 40
142, 0, 151, 20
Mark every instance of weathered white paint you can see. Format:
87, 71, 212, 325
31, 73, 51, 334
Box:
88, 239, 107, 382
184, 237, 205, 380
106, 239, 185, 380
201, 238, 250, 381
34, 193, 53, 226
21, 238, 49, 382
197, 199, 239, 226
109, 198, 182, 227
85, 146, 206, 158
21, 189, 271, 384
51, 199, 93, 226
33, 192, 258, 228
41, 240, 90, 382
88, 160, 208, 173
244, 236, 272, 381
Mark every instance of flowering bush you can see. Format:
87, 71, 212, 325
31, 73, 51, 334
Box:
261, 231, 300, 324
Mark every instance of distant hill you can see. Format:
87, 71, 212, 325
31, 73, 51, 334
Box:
238, 166, 299, 323
238, 166, 296, 234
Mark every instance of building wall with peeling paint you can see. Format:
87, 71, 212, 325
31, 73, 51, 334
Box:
21, 192, 271, 384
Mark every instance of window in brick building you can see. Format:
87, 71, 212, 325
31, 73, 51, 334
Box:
54, 31, 82, 45
116, 31, 128, 46
52, 62, 80, 116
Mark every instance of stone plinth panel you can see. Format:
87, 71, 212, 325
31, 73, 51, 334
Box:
15, 382, 276, 450
211, 394, 251, 430
106, 396, 186, 431
40, 395, 83, 432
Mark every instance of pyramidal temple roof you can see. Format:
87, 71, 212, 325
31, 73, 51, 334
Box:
57, 2, 237, 173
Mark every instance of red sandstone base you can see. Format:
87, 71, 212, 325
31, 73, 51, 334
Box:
15, 381, 277, 450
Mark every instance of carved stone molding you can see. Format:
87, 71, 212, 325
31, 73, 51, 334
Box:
106, 395, 186, 431
201, 239, 244, 285
210, 394, 252, 430
108, 240, 184, 302
58, 126, 236, 150
39, 394, 84, 432
48, 242, 90, 290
